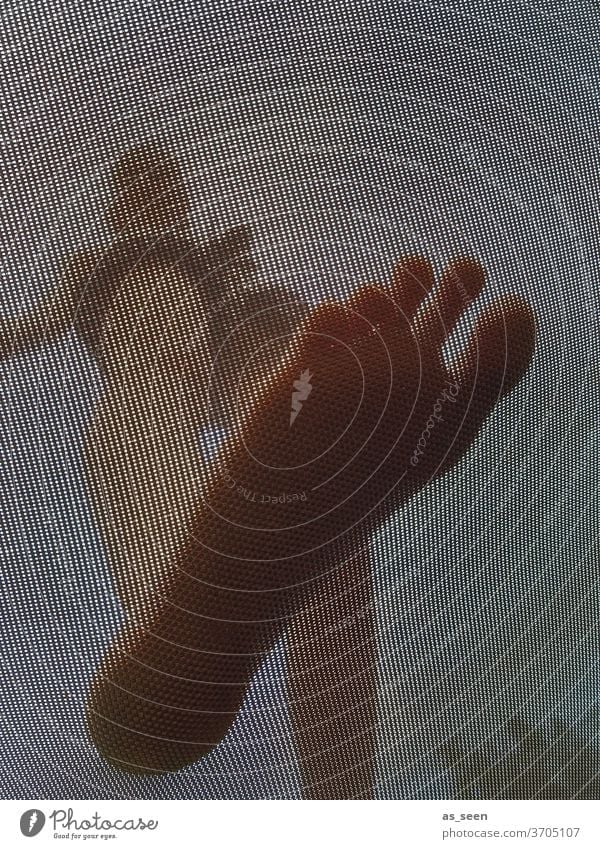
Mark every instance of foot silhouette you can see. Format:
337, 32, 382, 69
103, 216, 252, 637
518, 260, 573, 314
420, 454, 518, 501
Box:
85, 255, 536, 773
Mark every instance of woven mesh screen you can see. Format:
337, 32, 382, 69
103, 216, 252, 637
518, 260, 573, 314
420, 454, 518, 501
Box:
1, 1, 598, 800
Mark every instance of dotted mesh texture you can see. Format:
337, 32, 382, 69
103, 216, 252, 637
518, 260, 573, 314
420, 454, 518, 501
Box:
1, 1, 598, 801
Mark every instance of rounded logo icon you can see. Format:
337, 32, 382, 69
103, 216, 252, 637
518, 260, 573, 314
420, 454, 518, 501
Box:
20, 810, 45, 837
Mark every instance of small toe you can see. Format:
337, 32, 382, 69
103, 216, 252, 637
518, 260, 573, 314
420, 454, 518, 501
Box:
346, 283, 394, 329
390, 255, 435, 319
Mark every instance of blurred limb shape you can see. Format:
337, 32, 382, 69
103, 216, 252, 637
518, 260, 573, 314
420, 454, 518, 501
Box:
285, 255, 536, 798
287, 546, 377, 799
1, 142, 266, 630
85, 249, 535, 776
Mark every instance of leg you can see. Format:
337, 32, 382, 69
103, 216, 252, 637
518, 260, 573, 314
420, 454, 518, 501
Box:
85, 255, 536, 774
83, 389, 204, 626
285, 256, 531, 799
82, 260, 212, 626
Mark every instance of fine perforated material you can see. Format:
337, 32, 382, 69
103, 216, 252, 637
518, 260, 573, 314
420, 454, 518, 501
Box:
1, 2, 597, 802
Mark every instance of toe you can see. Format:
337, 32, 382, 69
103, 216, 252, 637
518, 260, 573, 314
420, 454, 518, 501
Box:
418, 257, 486, 347
346, 283, 393, 330
390, 255, 435, 319
433, 293, 536, 477
473, 293, 537, 400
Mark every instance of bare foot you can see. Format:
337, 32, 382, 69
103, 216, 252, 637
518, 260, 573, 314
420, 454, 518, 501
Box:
85, 255, 536, 773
